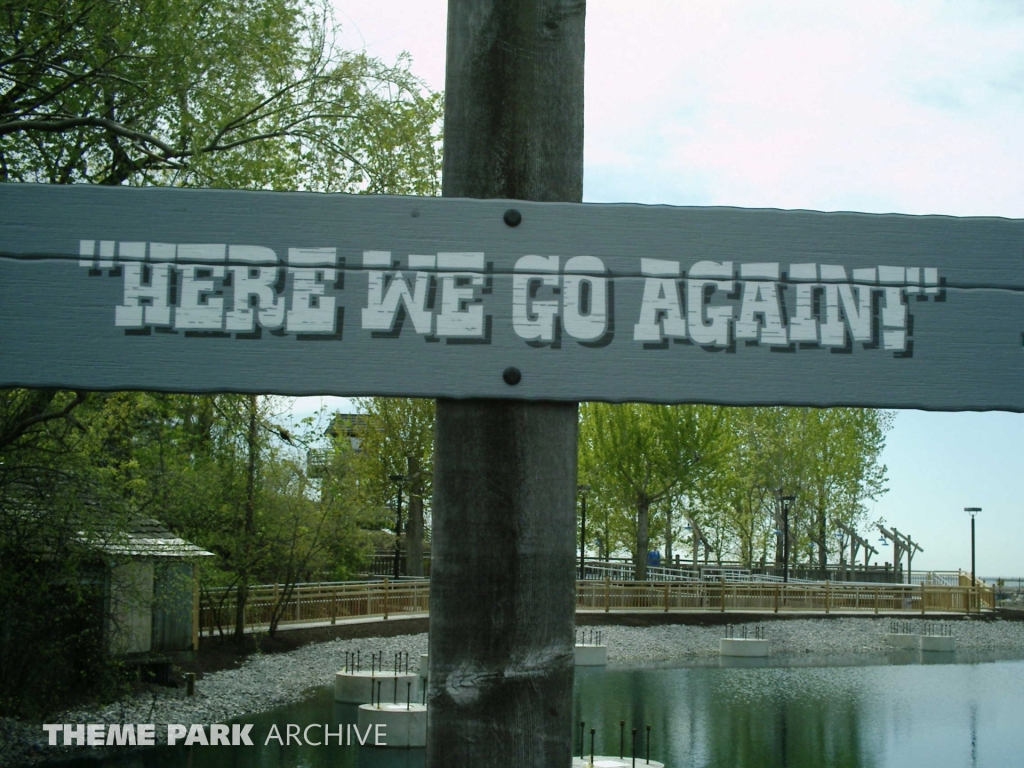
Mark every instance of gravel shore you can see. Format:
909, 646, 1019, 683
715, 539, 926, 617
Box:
5, 614, 1024, 765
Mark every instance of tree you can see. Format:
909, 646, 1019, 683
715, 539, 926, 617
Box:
798, 408, 891, 570
348, 397, 434, 577
260, 443, 366, 636
0, 389, 125, 717
703, 407, 891, 574
0, 0, 442, 191
0, 0, 444, 717
579, 403, 729, 580
709, 408, 810, 570
705, 410, 771, 568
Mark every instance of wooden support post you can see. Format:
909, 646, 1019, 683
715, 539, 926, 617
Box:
664, 582, 670, 613
774, 585, 779, 614
331, 591, 337, 625
921, 584, 926, 615
383, 577, 389, 621
720, 576, 726, 612
874, 587, 879, 615
426, 3, 585, 766
824, 579, 830, 614
605, 574, 611, 613
430, 402, 577, 766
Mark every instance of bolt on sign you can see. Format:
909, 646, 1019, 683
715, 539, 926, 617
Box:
1, 184, 1022, 410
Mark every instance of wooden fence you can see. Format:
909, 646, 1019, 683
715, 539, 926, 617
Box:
200, 578, 993, 634
576, 578, 994, 615
200, 579, 430, 635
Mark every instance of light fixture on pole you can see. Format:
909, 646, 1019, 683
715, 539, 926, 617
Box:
578, 484, 590, 580
390, 474, 406, 579
965, 507, 981, 584
779, 494, 795, 583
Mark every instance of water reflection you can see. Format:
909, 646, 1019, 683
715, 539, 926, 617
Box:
36, 656, 1024, 768
573, 657, 1024, 768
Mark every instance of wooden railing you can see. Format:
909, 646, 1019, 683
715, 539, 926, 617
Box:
576, 579, 994, 614
200, 579, 994, 634
200, 579, 430, 635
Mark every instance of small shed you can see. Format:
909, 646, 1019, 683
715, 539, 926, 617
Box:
83, 519, 213, 658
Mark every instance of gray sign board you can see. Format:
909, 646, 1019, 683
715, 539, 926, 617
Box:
1, 184, 1022, 410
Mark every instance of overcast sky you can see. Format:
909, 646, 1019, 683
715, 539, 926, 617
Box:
303, 0, 1024, 577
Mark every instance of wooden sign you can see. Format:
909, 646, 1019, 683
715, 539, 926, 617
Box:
1, 184, 1022, 410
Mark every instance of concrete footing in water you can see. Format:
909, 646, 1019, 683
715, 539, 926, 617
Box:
334, 671, 419, 704
571, 756, 665, 767
575, 644, 609, 666
719, 638, 769, 657
919, 635, 956, 652
356, 703, 427, 748
884, 633, 920, 648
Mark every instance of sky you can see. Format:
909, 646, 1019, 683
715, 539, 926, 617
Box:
297, 0, 1024, 577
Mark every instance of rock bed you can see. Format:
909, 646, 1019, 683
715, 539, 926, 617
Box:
597, 616, 1024, 664
5, 616, 1024, 765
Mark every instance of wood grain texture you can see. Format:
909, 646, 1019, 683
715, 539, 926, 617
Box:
429, 400, 578, 766
428, 1, 584, 766
1, 184, 1022, 410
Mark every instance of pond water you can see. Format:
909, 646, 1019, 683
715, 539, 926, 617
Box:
41, 652, 1024, 768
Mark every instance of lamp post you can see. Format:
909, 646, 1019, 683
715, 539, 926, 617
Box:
578, 484, 590, 580
965, 507, 981, 584
604, 508, 611, 563
780, 495, 795, 583
390, 474, 405, 579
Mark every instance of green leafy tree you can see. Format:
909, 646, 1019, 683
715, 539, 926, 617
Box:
579, 403, 729, 580
348, 397, 434, 577
308, 429, 382, 581
706, 407, 810, 569
72, 392, 376, 639
0, 389, 128, 716
0, 0, 443, 712
703, 407, 891, 574
0, 0, 442, 191
798, 408, 891, 570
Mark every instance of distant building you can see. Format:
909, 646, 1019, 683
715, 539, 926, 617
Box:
326, 412, 368, 450
307, 412, 367, 476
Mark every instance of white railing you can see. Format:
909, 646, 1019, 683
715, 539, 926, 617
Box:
583, 560, 970, 587
583, 561, 638, 581
907, 571, 962, 587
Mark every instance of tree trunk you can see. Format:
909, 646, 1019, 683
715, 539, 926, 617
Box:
665, 503, 673, 562
427, 1, 585, 765
234, 394, 258, 643
818, 504, 827, 574
406, 454, 424, 577
635, 492, 650, 581
691, 516, 700, 570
